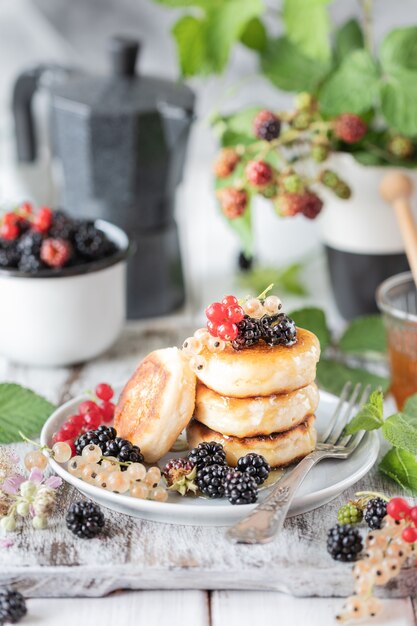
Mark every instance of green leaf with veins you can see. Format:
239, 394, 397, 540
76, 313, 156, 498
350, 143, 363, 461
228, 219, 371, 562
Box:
380, 26, 417, 73
404, 394, 417, 417
240, 17, 267, 52
288, 307, 331, 350
283, 0, 331, 62
261, 36, 330, 93
380, 68, 417, 136
334, 19, 364, 65
0, 383, 56, 443
338, 315, 387, 356
379, 447, 417, 494
319, 50, 380, 115
344, 390, 384, 434
382, 413, 417, 454
316, 360, 390, 397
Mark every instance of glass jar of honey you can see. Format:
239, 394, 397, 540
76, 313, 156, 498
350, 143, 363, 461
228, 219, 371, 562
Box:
377, 272, 417, 409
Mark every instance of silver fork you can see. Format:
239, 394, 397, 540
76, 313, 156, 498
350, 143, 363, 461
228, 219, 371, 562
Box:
226, 382, 371, 545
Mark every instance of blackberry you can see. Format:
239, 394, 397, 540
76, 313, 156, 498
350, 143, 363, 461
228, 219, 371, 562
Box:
162, 457, 197, 495
74, 223, 110, 260
75, 425, 117, 456
253, 109, 281, 141
49, 210, 75, 239
337, 503, 363, 525
0, 244, 20, 269
196, 463, 227, 498
327, 524, 363, 562
260, 313, 297, 347
232, 315, 262, 350
224, 469, 258, 505
237, 453, 270, 485
188, 441, 226, 470
17, 231, 43, 256
364, 498, 387, 530
0, 589, 27, 624
103, 436, 144, 467
66, 500, 105, 539
18, 253, 45, 273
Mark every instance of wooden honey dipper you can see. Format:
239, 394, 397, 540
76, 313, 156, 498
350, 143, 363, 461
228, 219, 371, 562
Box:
380, 171, 417, 285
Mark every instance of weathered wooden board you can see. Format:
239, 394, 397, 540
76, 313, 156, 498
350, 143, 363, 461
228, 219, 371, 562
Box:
0, 324, 416, 599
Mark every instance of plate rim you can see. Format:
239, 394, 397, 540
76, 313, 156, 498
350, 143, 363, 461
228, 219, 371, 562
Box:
40, 387, 380, 520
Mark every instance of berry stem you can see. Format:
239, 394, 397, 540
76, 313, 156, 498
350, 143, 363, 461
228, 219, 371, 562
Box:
355, 491, 389, 502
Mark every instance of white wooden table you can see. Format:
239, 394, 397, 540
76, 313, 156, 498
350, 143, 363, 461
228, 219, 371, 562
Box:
1, 323, 416, 626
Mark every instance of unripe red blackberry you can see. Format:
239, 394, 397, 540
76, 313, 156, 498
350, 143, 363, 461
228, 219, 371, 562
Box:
388, 136, 414, 159
299, 191, 323, 219
275, 190, 323, 219
334, 113, 367, 144
245, 160, 273, 187
213, 148, 240, 178
253, 109, 281, 141
217, 188, 248, 219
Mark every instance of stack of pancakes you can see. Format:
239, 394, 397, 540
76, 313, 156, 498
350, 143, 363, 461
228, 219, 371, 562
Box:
187, 327, 320, 468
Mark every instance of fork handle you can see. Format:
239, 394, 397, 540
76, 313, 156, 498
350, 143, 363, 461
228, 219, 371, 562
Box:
226, 452, 319, 544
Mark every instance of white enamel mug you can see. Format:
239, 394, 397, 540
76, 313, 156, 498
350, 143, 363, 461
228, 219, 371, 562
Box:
0, 219, 129, 367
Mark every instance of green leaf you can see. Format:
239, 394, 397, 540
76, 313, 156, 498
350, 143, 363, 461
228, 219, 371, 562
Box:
316, 359, 390, 397
334, 19, 364, 64
339, 315, 387, 356
213, 107, 261, 147
382, 413, 417, 455
205, 0, 263, 73
404, 393, 417, 417
172, 16, 207, 77
380, 68, 417, 136
261, 36, 330, 93
379, 447, 417, 494
240, 17, 267, 52
351, 151, 386, 167
0, 383, 56, 444
380, 26, 417, 73
319, 50, 380, 115
344, 390, 384, 434
237, 263, 307, 297
288, 307, 331, 351
283, 0, 331, 62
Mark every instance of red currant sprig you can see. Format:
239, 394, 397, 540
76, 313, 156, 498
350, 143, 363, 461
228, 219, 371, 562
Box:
205, 295, 244, 341
387, 497, 417, 543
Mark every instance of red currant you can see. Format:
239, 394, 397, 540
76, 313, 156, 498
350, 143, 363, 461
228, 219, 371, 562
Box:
227, 305, 244, 323
95, 383, 114, 401
53, 429, 67, 443
101, 401, 115, 423
387, 497, 411, 521
205, 302, 226, 323
78, 400, 99, 416
222, 295, 238, 308
33, 206, 53, 233
68, 414, 84, 429
0, 222, 19, 240
410, 506, 417, 525
3, 212, 18, 226
20, 201, 33, 216
402, 526, 417, 543
60, 422, 79, 439
207, 320, 219, 337
217, 322, 238, 341
82, 411, 101, 430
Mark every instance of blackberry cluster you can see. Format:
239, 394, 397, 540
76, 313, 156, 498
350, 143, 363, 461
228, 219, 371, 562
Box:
197, 464, 227, 498
327, 524, 363, 562
260, 314, 297, 347
188, 441, 226, 470
75, 426, 143, 470
337, 502, 363, 525
232, 315, 262, 350
237, 453, 270, 485
364, 498, 387, 530
0, 209, 118, 272
0, 589, 27, 624
75, 425, 117, 456
66, 501, 105, 539
224, 470, 258, 505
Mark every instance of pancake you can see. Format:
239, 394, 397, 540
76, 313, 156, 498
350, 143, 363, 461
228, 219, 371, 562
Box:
114, 347, 196, 463
195, 381, 319, 437
196, 327, 320, 398
186, 415, 317, 468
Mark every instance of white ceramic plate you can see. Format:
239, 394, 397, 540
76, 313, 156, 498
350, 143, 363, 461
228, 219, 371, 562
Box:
40, 388, 379, 527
